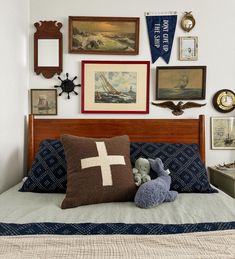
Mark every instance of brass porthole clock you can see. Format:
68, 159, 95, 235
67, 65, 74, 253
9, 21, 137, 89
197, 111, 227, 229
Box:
212, 89, 235, 113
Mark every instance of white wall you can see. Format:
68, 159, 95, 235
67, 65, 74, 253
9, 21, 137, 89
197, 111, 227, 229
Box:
29, 0, 235, 166
0, 0, 29, 193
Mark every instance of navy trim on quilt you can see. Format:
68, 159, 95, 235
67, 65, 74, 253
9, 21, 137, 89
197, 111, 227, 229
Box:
0, 222, 234, 236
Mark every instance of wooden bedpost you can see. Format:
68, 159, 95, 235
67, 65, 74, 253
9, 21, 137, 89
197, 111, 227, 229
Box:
199, 114, 206, 165
27, 114, 35, 171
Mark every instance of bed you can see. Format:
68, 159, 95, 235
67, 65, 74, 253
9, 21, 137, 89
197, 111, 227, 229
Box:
0, 114, 234, 258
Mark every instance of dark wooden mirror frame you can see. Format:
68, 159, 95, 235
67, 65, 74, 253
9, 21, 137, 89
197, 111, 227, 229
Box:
34, 21, 63, 79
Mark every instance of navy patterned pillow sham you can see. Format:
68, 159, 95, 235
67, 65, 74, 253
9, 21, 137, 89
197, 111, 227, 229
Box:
130, 142, 217, 193
19, 139, 67, 193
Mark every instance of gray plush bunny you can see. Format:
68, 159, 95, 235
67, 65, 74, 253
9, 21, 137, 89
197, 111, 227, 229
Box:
134, 158, 178, 208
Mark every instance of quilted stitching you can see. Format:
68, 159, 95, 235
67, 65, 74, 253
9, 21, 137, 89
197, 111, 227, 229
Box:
19, 140, 67, 193
130, 142, 217, 193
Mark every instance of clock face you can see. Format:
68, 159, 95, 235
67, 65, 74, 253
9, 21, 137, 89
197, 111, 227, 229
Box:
213, 89, 235, 113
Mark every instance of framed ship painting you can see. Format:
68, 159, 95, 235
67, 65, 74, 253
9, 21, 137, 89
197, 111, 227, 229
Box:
211, 117, 235, 149
156, 66, 206, 100
81, 60, 150, 114
31, 89, 57, 115
69, 16, 139, 55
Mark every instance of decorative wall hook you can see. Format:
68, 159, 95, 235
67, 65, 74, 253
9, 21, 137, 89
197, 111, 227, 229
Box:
54, 73, 81, 99
151, 101, 206, 116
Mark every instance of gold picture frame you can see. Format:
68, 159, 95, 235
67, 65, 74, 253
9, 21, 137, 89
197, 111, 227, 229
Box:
179, 36, 198, 61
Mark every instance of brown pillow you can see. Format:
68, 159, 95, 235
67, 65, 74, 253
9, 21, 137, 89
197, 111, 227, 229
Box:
61, 134, 137, 209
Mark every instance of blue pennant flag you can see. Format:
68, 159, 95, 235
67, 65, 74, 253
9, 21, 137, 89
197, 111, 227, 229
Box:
146, 13, 177, 64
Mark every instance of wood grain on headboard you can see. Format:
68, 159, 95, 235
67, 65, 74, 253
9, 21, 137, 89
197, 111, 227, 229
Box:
27, 114, 205, 171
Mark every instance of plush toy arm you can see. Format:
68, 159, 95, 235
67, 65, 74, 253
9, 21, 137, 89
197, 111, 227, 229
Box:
134, 173, 142, 186
132, 168, 139, 175
142, 175, 151, 183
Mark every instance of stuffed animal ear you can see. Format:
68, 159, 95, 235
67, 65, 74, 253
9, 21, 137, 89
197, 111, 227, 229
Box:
148, 158, 154, 166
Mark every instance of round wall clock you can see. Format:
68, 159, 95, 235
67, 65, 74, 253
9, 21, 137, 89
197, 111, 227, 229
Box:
212, 89, 235, 113
180, 12, 196, 32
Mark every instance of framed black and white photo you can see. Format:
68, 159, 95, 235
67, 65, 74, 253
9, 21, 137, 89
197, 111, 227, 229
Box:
179, 36, 198, 61
211, 117, 235, 149
31, 89, 57, 115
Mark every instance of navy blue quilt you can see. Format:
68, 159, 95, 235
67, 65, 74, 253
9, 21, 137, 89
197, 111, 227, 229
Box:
0, 222, 234, 236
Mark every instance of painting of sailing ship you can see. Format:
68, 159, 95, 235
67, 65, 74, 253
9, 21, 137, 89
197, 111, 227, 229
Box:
69, 16, 139, 54
31, 89, 57, 115
82, 60, 150, 114
211, 117, 235, 149
156, 66, 206, 100
94, 71, 137, 103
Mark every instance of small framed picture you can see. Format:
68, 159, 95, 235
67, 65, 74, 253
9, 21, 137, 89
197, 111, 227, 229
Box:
179, 36, 198, 61
211, 117, 235, 149
81, 60, 150, 114
156, 66, 206, 100
69, 16, 139, 55
31, 89, 57, 115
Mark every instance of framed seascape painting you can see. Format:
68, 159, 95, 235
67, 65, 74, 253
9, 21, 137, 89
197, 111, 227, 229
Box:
81, 60, 150, 114
31, 89, 57, 115
68, 16, 139, 55
211, 117, 235, 149
156, 66, 206, 100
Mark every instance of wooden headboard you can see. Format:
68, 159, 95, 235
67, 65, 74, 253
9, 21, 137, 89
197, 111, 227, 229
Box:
27, 114, 205, 170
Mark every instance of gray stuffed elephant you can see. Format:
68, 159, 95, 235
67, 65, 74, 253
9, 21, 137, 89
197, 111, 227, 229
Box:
134, 158, 178, 208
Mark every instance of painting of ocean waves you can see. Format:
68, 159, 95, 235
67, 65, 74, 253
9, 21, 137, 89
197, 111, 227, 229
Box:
159, 88, 203, 99
70, 17, 139, 54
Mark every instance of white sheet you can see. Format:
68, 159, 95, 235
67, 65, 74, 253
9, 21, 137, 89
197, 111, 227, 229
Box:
0, 183, 234, 224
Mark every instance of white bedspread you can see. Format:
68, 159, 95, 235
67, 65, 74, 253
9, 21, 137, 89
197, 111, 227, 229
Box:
0, 183, 234, 224
0, 230, 234, 259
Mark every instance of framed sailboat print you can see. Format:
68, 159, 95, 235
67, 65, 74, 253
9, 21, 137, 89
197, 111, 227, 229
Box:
31, 89, 57, 115
81, 60, 150, 113
156, 66, 206, 100
211, 117, 235, 149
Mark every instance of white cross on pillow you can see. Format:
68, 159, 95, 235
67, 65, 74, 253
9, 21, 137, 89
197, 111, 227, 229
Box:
81, 141, 126, 186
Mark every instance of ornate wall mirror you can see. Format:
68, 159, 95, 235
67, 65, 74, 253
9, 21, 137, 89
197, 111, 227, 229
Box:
180, 12, 196, 32
34, 21, 63, 78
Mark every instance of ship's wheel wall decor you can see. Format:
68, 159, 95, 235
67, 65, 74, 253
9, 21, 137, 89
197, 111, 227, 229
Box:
54, 73, 81, 99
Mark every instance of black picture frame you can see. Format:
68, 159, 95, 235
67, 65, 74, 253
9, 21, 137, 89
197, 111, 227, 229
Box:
156, 66, 206, 100
31, 89, 57, 115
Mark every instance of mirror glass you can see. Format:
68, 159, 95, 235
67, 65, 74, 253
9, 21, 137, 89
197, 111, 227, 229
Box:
38, 39, 59, 67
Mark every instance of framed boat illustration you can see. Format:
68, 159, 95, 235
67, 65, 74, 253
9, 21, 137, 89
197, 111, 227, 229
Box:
156, 66, 206, 100
211, 117, 235, 149
31, 89, 57, 115
69, 16, 139, 55
81, 60, 150, 114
